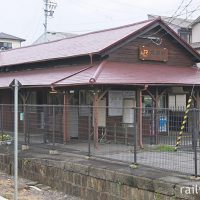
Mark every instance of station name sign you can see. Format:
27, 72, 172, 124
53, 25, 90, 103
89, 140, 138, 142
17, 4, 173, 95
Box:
139, 46, 168, 62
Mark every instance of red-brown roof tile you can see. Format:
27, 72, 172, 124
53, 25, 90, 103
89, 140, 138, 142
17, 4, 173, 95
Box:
0, 20, 155, 67
0, 64, 94, 88
55, 62, 200, 86
0, 62, 200, 88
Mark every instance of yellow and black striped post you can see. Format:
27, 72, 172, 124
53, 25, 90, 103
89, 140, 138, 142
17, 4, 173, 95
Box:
175, 96, 193, 151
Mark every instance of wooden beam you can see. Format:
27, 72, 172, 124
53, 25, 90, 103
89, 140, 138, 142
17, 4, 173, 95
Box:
158, 88, 167, 99
98, 88, 110, 100
93, 93, 99, 149
155, 87, 159, 144
136, 89, 143, 148
19, 91, 30, 144
146, 89, 156, 102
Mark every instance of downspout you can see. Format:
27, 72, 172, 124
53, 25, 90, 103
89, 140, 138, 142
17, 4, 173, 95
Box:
89, 60, 107, 83
89, 53, 93, 65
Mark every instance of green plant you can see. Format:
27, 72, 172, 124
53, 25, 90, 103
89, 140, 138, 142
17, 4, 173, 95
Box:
0, 134, 12, 141
23, 159, 31, 166
155, 145, 176, 152
154, 193, 161, 200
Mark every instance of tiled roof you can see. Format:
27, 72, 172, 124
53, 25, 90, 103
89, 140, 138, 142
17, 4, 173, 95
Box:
0, 19, 155, 67
0, 32, 25, 42
0, 61, 200, 88
55, 61, 200, 86
0, 18, 199, 68
0, 64, 94, 88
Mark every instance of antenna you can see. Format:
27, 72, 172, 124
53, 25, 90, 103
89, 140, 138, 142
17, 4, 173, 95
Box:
44, 0, 57, 41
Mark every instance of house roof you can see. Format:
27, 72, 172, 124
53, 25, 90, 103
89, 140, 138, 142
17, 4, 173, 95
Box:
33, 32, 77, 44
190, 16, 200, 26
148, 14, 193, 28
0, 64, 94, 88
0, 19, 154, 67
0, 18, 199, 68
0, 61, 200, 88
0, 32, 25, 42
54, 61, 200, 86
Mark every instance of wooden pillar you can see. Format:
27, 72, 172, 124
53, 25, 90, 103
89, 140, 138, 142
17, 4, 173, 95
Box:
20, 91, 30, 144
93, 93, 99, 149
155, 87, 159, 144
136, 89, 143, 148
63, 92, 69, 143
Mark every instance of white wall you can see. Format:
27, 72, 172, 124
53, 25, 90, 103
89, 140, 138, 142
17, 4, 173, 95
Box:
192, 23, 200, 43
0, 39, 21, 48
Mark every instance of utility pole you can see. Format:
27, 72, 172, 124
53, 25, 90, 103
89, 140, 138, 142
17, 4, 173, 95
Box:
43, 0, 57, 41
9, 79, 22, 200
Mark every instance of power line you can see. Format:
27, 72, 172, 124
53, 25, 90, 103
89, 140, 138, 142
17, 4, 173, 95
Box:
169, 0, 193, 24
157, 4, 200, 41
168, 0, 186, 23
145, 0, 196, 43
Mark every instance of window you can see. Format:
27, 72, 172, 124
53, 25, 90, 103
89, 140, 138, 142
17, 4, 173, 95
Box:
168, 94, 186, 110
79, 90, 91, 116
0, 42, 12, 50
142, 95, 152, 115
79, 90, 91, 105
178, 29, 192, 43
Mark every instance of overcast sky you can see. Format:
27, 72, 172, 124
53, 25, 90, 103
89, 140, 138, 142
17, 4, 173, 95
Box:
0, 0, 199, 45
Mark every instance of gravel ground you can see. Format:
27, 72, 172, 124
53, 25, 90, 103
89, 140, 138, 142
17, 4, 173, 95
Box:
0, 171, 82, 200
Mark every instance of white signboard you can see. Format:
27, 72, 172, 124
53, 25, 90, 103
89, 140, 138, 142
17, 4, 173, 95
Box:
108, 91, 136, 116
123, 91, 136, 99
108, 91, 123, 116
123, 99, 135, 126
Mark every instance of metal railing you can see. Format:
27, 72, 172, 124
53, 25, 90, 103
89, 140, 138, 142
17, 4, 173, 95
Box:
0, 104, 199, 177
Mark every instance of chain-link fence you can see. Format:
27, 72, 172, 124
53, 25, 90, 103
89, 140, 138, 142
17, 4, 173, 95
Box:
0, 104, 199, 177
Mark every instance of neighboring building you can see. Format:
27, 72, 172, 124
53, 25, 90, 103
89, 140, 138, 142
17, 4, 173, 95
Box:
33, 32, 77, 44
0, 32, 25, 50
0, 18, 200, 146
190, 16, 200, 53
148, 14, 193, 43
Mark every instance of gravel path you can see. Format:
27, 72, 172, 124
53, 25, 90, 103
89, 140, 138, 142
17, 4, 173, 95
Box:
0, 171, 82, 200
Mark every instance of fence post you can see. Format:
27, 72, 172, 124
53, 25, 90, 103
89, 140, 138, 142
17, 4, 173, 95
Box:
134, 108, 137, 164
192, 108, 198, 177
114, 122, 117, 144
88, 105, 91, 157
1, 104, 3, 139
52, 105, 55, 147
27, 107, 30, 145
23, 104, 27, 144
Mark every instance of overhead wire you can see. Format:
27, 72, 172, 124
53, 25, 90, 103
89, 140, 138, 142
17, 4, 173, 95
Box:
168, 0, 186, 23
144, 0, 198, 46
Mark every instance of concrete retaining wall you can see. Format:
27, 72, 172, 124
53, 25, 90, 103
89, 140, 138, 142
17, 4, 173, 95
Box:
0, 153, 199, 200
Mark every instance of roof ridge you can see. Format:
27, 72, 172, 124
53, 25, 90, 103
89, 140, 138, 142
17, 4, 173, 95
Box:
0, 32, 25, 41
0, 19, 155, 54
148, 14, 194, 22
